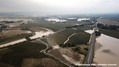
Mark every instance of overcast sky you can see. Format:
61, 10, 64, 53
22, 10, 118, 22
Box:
0, 0, 119, 14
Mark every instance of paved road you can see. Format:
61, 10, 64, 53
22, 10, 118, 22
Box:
84, 31, 96, 67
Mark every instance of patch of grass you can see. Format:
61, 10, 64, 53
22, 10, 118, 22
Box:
73, 45, 89, 56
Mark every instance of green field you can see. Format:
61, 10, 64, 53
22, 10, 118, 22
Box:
66, 32, 90, 44
0, 41, 68, 67
50, 27, 91, 56
0, 33, 33, 44
99, 29, 119, 39
20, 21, 75, 31
49, 28, 75, 44
47, 27, 90, 47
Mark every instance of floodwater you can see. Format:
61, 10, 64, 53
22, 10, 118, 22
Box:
0, 29, 54, 48
85, 30, 119, 67
77, 18, 90, 21
94, 34, 119, 67
30, 30, 53, 39
45, 18, 67, 22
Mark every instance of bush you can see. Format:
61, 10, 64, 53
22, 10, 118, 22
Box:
97, 23, 118, 30
73, 45, 88, 56
59, 43, 76, 47
73, 46, 81, 52
25, 37, 31, 41
95, 31, 101, 36
84, 47, 88, 51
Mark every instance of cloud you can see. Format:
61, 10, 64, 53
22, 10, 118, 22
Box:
0, 0, 119, 14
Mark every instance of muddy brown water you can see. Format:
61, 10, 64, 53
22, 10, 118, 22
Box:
0, 29, 54, 48
94, 34, 119, 67
85, 30, 119, 67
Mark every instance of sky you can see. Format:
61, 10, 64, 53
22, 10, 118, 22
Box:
0, 0, 119, 14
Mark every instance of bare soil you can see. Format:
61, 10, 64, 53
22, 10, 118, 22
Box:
49, 47, 84, 65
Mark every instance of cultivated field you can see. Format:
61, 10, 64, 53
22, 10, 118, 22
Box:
98, 19, 119, 26
43, 27, 91, 65
47, 27, 90, 45
0, 41, 67, 67
20, 20, 77, 31
29, 27, 47, 32
99, 29, 119, 39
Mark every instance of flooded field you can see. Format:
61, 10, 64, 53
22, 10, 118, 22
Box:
77, 18, 90, 21
94, 34, 119, 67
0, 28, 54, 48
45, 18, 67, 22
